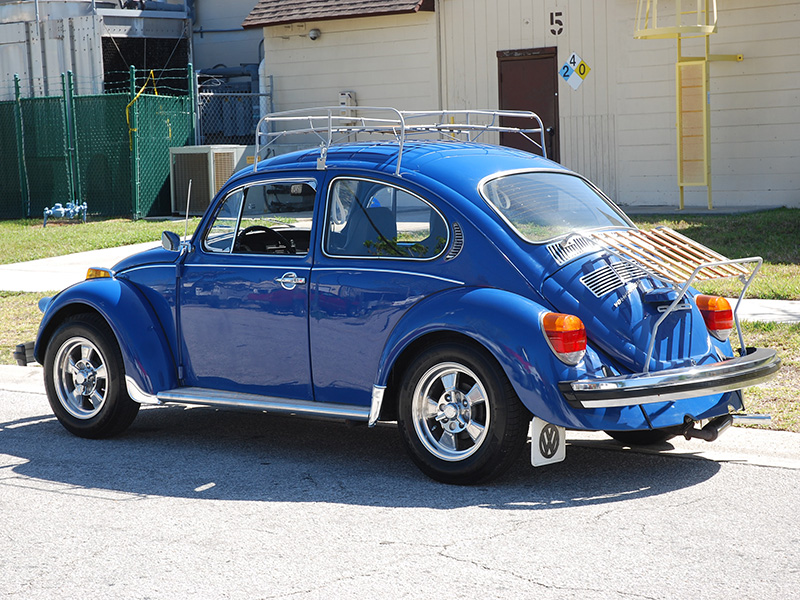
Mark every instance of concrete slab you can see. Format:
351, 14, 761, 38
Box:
729, 298, 800, 324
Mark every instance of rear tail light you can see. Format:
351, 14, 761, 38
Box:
542, 312, 586, 365
695, 295, 734, 341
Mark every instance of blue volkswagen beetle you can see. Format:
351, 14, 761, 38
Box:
33, 109, 780, 484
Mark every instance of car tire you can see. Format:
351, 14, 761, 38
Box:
397, 342, 530, 485
44, 314, 140, 439
605, 429, 674, 446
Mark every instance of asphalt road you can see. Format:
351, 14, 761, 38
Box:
1, 371, 799, 599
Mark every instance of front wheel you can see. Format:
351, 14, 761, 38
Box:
397, 343, 530, 484
44, 314, 140, 439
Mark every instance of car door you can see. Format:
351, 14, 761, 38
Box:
178, 175, 318, 400
309, 175, 459, 408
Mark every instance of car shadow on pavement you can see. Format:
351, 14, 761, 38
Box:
0, 403, 721, 510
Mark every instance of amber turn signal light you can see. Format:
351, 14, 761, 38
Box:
542, 312, 586, 365
85, 268, 112, 280
695, 295, 734, 341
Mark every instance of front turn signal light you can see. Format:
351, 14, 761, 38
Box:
542, 312, 586, 365
86, 267, 112, 280
696, 295, 734, 341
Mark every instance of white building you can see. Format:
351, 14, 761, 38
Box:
244, 0, 800, 209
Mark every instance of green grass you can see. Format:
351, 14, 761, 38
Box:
634, 208, 800, 300
0, 218, 200, 265
737, 322, 800, 432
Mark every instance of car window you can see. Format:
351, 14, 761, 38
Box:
204, 180, 316, 256
325, 178, 448, 259
481, 171, 632, 242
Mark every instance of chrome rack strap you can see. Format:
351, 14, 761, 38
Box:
643, 256, 762, 373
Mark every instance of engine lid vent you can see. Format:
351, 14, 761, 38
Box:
580, 260, 651, 298
547, 235, 599, 265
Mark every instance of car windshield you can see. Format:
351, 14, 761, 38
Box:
481, 171, 632, 243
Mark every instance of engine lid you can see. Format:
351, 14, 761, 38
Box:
541, 251, 717, 373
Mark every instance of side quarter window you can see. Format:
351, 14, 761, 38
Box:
325, 179, 448, 259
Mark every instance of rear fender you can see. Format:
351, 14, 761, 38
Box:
34, 278, 178, 399
375, 287, 625, 428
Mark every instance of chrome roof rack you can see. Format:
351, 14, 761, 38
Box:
253, 107, 546, 175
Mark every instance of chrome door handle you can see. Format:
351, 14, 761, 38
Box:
275, 272, 306, 290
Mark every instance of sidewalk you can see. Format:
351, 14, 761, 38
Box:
0, 243, 799, 322
0, 242, 159, 293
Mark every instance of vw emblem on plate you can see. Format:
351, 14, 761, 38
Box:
539, 424, 560, 459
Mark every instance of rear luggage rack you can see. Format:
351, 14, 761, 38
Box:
254, 107, 546, 175
589, 227, 762, 372
590, 227, 750, 282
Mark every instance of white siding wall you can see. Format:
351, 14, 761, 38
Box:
262, 13, 439, 112
439, 0, 619, 198
439, 0, 800, 208
193, 0, 263, 69
614, 1, 800, 208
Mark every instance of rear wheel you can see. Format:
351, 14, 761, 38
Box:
44, 315, 139, 438
397, 342, 530, 484
605, 429, 674, 446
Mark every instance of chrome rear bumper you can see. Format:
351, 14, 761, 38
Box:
560, 348, 781, 409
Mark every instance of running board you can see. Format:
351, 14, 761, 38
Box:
155, 387, 371, 422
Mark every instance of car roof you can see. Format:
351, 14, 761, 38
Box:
231, 141, 570, 198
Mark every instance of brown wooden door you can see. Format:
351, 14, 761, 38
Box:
498, 47, 560, 163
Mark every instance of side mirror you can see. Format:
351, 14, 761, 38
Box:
161, 230, 181, 252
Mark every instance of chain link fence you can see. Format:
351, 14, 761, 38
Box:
73, 94, 132, 217
0, 67, 274, 220
0, 101, 24, 219
0, 68, 193, 220
131, 93, 193, 217
197, 92, 271, 146
20, 96, 73, 218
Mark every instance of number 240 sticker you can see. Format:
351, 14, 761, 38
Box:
560, 52, 591, 90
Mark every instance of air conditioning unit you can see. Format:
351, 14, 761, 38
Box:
170, 145, 248, 215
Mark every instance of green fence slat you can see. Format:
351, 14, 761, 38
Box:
133, 94, 192, 218
74, 94, 133, 216
20, 96, 72, 217
0, 101, 25, 219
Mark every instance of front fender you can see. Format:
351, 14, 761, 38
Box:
34, 277, 178, 398
376, 287, 629, 429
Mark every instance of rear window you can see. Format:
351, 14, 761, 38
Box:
481, 171, 631, 242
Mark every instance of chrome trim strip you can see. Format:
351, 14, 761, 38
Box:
155, 387, 370, 421
311, 267, 464, 286
117, 264, 175, 275
560, 348, 781, 409
125, 376, 161, 405
184, 263, 310, 270
369, 385, 386, 427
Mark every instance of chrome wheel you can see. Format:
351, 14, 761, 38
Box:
411, 362, 491, 462
53, 336, 109, 420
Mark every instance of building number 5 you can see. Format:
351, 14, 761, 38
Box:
550, 11, 564, 36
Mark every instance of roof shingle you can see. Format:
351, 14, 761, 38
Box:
243, 0, 434, 29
